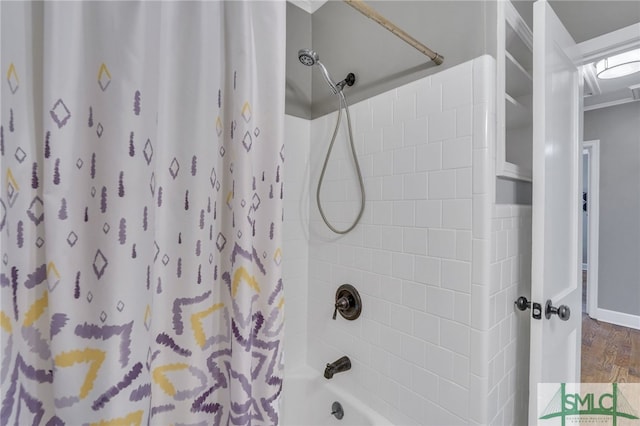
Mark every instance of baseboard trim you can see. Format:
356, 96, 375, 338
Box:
591, 307, 640, 330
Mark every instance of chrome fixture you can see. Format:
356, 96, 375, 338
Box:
298, 48, 365, 234
298, 49, 352, 95
297, 48, 318, 66
332, 284, 362, 321
324, 356, 351, 379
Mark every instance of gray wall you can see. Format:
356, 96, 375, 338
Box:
584, 102, 640, 316
286, 2, 312, 119
286, 1, 494, 119
285, 0, 640, 119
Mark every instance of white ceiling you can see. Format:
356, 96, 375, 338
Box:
288, 0, 326, 14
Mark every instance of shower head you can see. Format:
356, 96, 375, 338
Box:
298, 49, 319, 67
298, 48, 339, 94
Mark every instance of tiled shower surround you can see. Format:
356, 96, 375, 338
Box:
283, 55, 531, 425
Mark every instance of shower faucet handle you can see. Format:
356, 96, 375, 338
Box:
332, 284, 362, 321
332, 296, 350, 320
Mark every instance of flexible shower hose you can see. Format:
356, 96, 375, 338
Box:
316, 90, 366, 234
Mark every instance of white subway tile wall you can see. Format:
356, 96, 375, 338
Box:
282, 115, 310, 372
489, 205, 531, 425
308, 58, 477, 425
283, 55, 530, 425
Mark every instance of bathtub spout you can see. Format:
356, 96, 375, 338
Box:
324, 356, 351, 379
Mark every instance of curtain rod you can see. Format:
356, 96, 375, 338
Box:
343, 0, 444, 65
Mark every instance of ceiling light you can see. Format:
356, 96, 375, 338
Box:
595, 49, 640, 79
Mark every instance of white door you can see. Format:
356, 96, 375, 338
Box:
529, 0, 583, 424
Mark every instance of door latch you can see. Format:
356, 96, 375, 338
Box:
514, 296, 542, 320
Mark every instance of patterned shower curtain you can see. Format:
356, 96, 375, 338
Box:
0, 1, 285, 424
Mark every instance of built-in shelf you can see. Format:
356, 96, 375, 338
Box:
505, 93, 531, 129
505, 52, 532, 98
497, 0, 534, 182
505, 22, 533, 71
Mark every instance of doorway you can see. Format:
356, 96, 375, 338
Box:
580, 110, 640, 384
574, 21, 640, 383
527, 7, 640, 421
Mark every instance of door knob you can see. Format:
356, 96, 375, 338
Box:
514, 296, 531, 311
545, 299, 570, 321
514, 296, 542, 320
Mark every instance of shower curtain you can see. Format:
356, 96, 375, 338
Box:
1, 1, 285, 424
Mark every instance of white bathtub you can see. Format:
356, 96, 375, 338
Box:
281, 366, 393, 426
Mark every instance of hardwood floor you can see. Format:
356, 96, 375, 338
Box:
581, 274, 640, 382
581, 314, 640, 382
